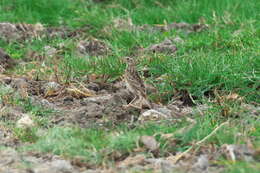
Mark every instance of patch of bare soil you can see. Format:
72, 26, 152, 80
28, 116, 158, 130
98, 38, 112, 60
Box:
141, 38, 178, 54
1, 74, 190, 128
0, 148, 86, 173
0, 22, 90, 42
0, 124, 19, 147
1, 75, 260, 172
44, 25, 91, 39
156, 22, 208, 33
0, 142, 259, 173
2, 74, 259, 128
105, 18, 208, 34
0, 23, 44, 41
77, 38, 110, 57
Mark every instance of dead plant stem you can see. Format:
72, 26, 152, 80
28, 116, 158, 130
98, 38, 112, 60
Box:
172, 121, 229, 163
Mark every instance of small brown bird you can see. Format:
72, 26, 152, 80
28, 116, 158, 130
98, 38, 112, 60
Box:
123, 57, 151, 109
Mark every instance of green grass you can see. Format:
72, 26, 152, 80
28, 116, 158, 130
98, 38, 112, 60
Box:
1, 0, 259, 26
20, 122, 181, 164
224, 162, 260, 173
0, 0, 84, 26
2, 0, 258, 102
19, 105, 259, 165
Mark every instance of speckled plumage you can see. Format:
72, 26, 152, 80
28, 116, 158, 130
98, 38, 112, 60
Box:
123, 57, 151, 109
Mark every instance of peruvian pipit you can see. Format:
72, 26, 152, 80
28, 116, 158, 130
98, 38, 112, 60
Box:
123, 57, 151, 109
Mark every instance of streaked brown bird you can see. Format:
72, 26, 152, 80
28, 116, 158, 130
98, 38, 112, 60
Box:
123, 57, 151, 109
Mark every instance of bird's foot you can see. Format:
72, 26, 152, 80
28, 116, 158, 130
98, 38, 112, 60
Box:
122, 103, 142, 110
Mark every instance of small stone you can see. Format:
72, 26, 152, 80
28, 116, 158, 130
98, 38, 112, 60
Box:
145, 158, 176, 173
139, 109, 169, 122
40, 98, 55, 108
192, 155, 209, 171
156, 107, 172, 117
50, 159, 74, 172
44, 46, 57, 57
140, 135, 159, 151
17, 114, 34, 128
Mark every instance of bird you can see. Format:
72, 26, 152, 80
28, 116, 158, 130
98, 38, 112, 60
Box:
123, 57, 151, 109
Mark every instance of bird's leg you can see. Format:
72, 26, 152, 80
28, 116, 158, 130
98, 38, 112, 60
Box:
134, 97, 144, 110
123, 95, 137, 109
128, 97, 143, 110
138, 96, 152, 109
136, 99, 145, 110
131, 98, 143, 109
123, 96, 142, 109
129, 95, 138, 105
124, 96, 152, 110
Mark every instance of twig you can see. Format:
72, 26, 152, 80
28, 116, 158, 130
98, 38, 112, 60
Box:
171, 121, 229, 163
196, 121, 229, 145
